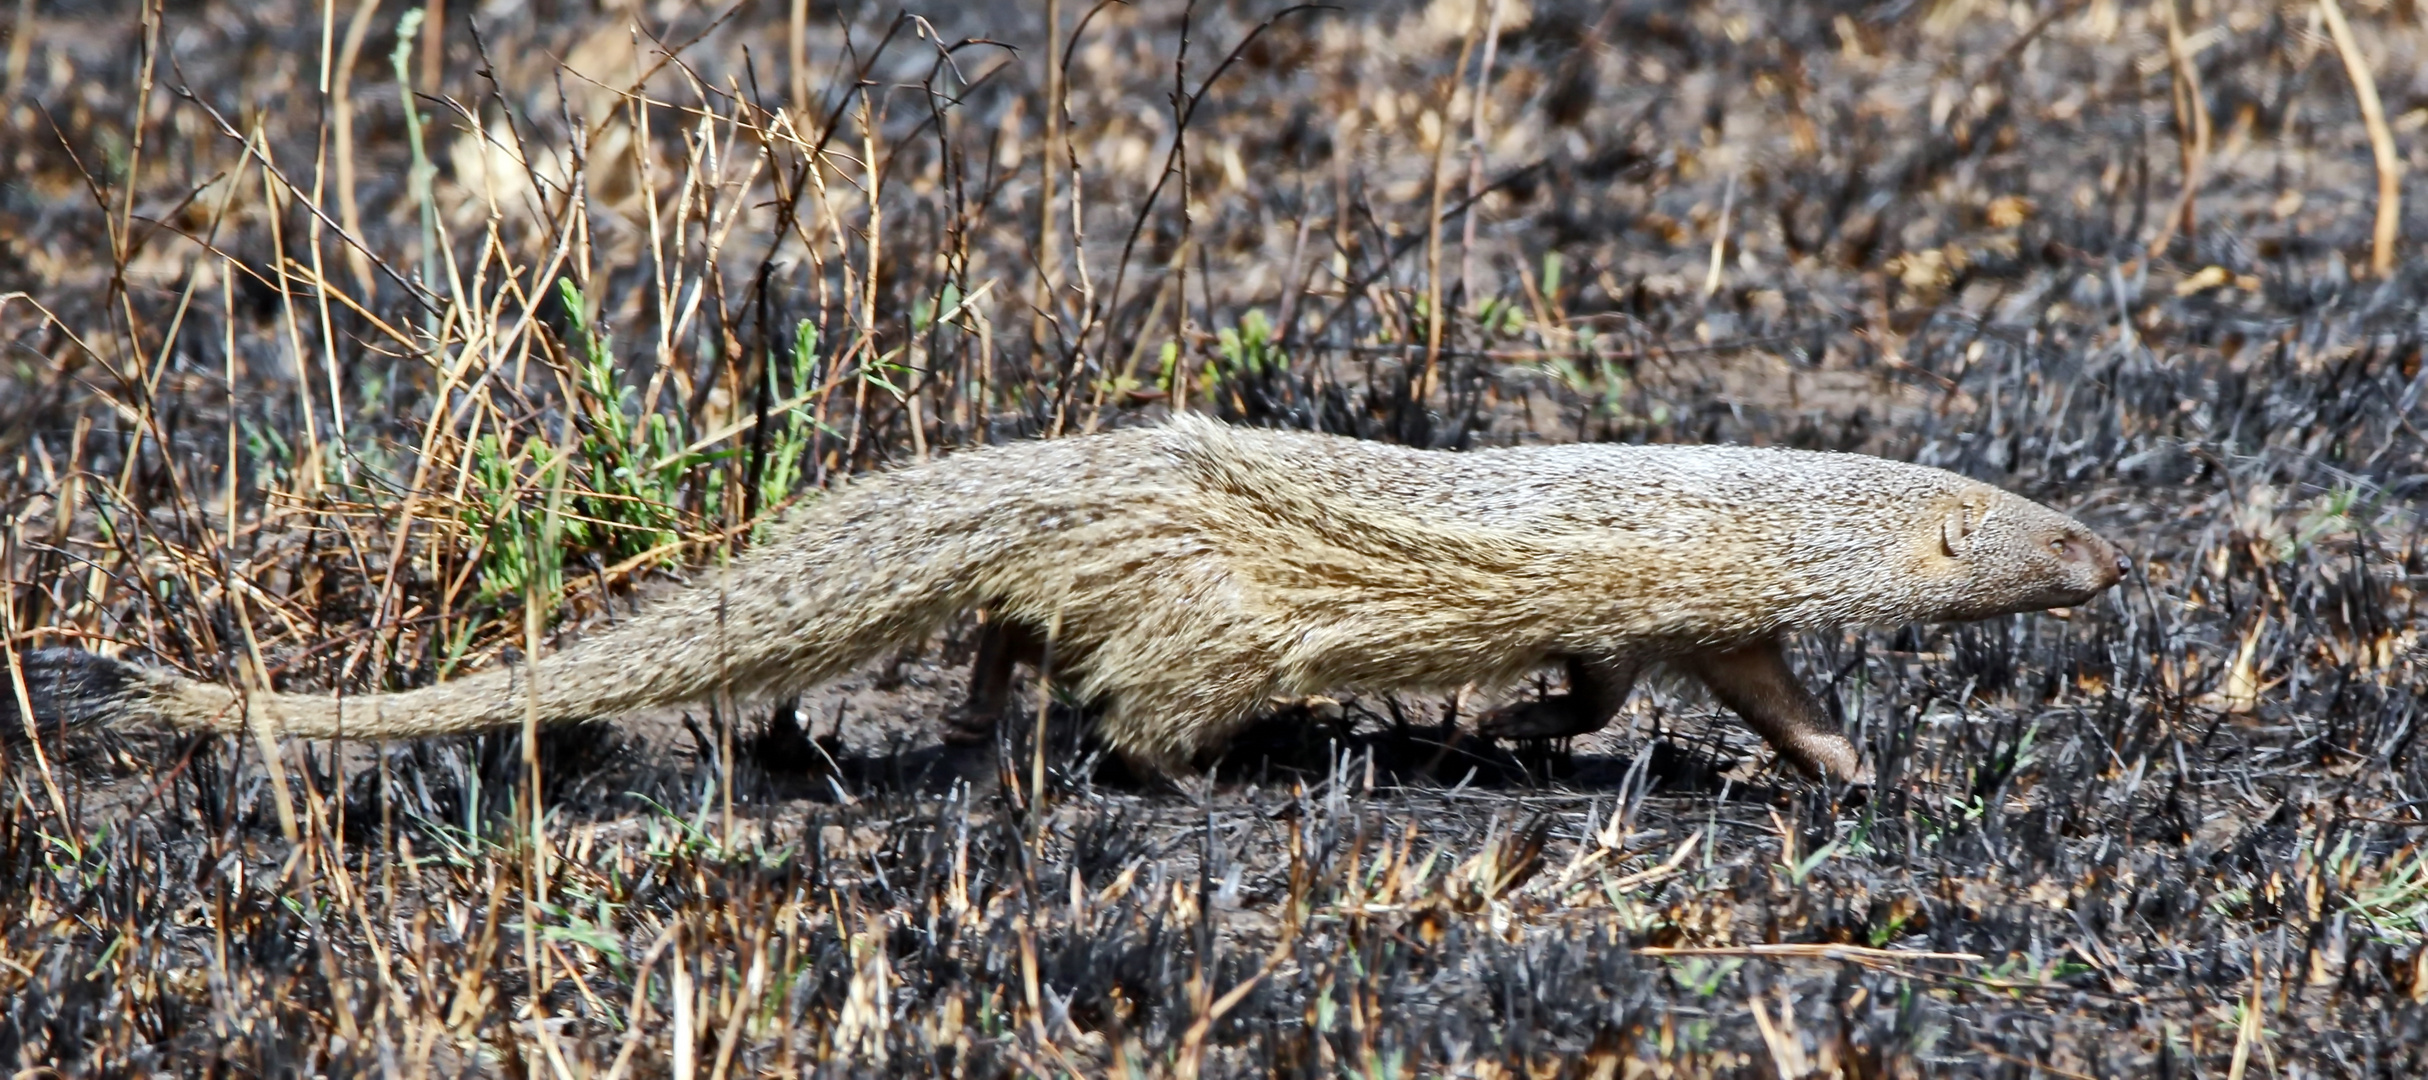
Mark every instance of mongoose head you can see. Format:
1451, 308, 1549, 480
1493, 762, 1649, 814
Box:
1910, 486, 2129, 622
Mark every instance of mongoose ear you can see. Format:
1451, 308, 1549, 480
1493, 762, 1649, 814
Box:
1939, 498, 1982, 558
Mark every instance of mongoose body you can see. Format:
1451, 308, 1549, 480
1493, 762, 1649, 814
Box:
7, 416, 2127, 782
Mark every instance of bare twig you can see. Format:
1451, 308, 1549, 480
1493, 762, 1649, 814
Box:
2317, 0, 2402, 278
1455, 0, 1504, 309
1418, 2, 1483, 405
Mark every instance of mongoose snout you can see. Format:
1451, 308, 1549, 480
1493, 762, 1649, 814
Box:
2067, 531, 2132, 593
2025, 528, 2128, 608
8, 417, 2131, 790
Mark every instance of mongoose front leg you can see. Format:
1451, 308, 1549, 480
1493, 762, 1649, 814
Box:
941, 615, 1045, 746
1678, 638, 1868, 783
1477, 655, 1642, 741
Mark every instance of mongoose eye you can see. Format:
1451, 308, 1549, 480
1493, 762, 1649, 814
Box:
2048, 538, 2067, 556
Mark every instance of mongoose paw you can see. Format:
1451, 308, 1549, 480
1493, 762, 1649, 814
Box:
1476, 697, 1609, 742
1789, 733, 1871, 788
940, 706, 1003, 747
1829, 757, 1880, 809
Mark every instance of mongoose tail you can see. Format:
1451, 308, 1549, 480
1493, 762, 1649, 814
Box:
1, 438, 1121, 741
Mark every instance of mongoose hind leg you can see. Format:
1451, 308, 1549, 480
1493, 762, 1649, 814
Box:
1476, 655, 1642, 741
1093, 664, 1276, 786
1678, 637, 1869, 784
941, 615, 1046, 746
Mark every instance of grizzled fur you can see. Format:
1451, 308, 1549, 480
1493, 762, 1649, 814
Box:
3, 416, 2128, 782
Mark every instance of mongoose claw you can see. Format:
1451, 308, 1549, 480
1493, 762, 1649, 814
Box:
1476, 697, 1610, 741
1848, 760, 1878, 788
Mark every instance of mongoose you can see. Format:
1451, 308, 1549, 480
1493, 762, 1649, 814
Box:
4, 415, 2127, 783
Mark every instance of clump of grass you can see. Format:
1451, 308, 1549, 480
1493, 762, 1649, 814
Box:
461, 278, 833, 615
752, 318, 828, 517
1209, 308, 1285, 385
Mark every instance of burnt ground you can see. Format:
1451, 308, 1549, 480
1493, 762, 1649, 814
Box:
7, 0, 2428, 1074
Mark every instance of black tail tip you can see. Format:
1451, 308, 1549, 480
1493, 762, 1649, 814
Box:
0, 647, 145, 739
